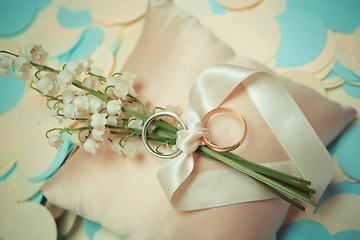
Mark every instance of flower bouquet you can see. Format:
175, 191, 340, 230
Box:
2, 44, 317, 211
1, 0, 356, 239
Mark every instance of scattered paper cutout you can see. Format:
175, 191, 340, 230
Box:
57, 5, 94, 29
0, 0, 35, 36
275, 8, 327, 68
83, 218, 102, 240
1, 201, 57, 240
58, 26, 103, 63
207, 0, 226, 14
278, 219, 360, 240
309, 0, 360, 33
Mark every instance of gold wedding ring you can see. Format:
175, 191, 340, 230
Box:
202, 107, 247, 152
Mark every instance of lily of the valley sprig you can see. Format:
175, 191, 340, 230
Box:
0, 44, 317, 211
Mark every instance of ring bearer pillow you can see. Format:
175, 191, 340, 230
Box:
41, 0, 356, 239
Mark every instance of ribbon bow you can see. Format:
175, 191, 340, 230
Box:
156, 64, 336, 211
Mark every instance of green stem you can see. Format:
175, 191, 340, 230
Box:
222, 151, 312, 186
89, 72, 106, 81
127, 94, 152, 116
122, 106, 179, 133
31, 62, 60, 73
46, 127, 90, 138
198, 146, 316, 208
257, 181, 306, 211
0, 50, 18, 57
72, 80, 106, 101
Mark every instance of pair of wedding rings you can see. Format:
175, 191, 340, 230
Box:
142, 107, 247, 159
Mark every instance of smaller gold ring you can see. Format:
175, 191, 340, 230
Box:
202, 107, 247, 152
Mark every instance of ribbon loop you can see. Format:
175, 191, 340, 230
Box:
176, 121, 211, 154
156, 64, 336, 211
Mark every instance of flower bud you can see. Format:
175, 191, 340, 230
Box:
82, 77, 98, 90
63, 103, 78, 118
36, 76, 54, 95
57, 69, 75, 88
110, 138, 123, 155
107, 116, 122, 126
120, 72, 136, 85
0, 66, 10, 78
48, 134, 63, 149
0, 56, 14, 69
15, 55, 32, 72
92, 128, 110, 143
128, 118, 143, 130
83, 138, 100, 156
123, 141, 138, 159
91, 113, 107, 129
78, 58, 93, 71
14, 69, 30, 81
73, 95, 89, 112
66, 60, 84, 77
25, 44, 41, 61
89, 97, 104, 114
63, 89, 76, 104
106, 99, 122, 116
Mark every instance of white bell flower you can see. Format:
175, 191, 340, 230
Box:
90, 67, 104, 76
15, 55, 32, 72
0, 66, 10, 77
119, 72, 136, 85
24, 44, 41, 61
162, 105, 183, 125
78, 58, 93, 72
113, 80, 131, 100
165, 105, 182, 116
48, 134, 63, 149
57, 69, 75, 88
47, 82, 60, 96
123, 141, 138, 159
0, 56, 14, 69
128, 118, 143, 130
73, 95, 89, 112
91, 112, 107, 129
63, 103, 78, 118
36, 72, 58, 93
70, 128, 89, 146
66, 60, 84, 77
36, 75, 55, 95
88, 97, 104, 114
70, 133, 82, 146
62, 89, 76, 104
106, 99, 122, 116
129, 87, 138, 97
83, 138, 100, 156
113, 86, 128, 100
37, 51, 49, 65
92, 128, 110, 143
82, 76, 98, 90
75, 110, 90, 119
45, 72, 57, 82
103, 76, 118, 98
110, 138, 123, 155
107, 115, 123, 126
50, 107, 63, 123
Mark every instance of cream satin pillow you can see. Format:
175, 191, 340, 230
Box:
41, 0, 356, 239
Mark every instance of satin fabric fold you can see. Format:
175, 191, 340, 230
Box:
157, 64, 336, 211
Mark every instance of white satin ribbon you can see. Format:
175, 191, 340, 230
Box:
157, 64, 336, 211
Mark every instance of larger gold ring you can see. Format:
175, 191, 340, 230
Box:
202, 107, 247, 152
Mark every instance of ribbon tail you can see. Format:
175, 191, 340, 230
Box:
157, 153, 194, 206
